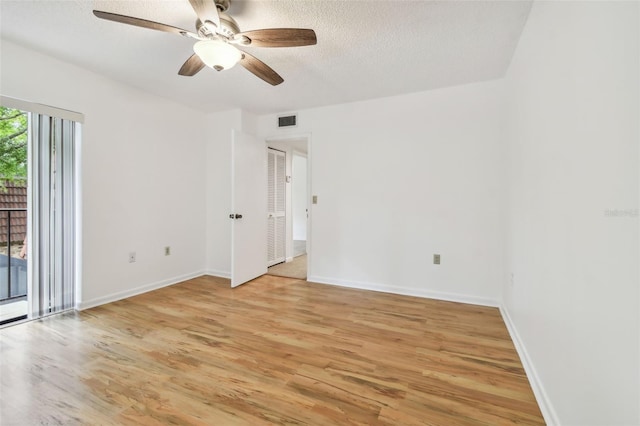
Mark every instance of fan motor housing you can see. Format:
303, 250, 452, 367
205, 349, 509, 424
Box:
197, 12, 239, 39
218, 13, 240, 38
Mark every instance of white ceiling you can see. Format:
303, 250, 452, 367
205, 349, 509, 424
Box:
0, 0, 532, 115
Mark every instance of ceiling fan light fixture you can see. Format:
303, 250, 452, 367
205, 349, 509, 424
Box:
193, 39, 241, 71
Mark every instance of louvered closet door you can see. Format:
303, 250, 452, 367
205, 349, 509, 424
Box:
267, 149, 286, 266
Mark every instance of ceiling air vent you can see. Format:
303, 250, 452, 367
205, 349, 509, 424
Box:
278, 114, 297, 128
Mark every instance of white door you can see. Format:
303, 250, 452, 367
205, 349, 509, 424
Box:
267, 148, 286, 267
231, 130, 267, 287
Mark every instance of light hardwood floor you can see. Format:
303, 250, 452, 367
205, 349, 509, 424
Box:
0, 275, 544, 425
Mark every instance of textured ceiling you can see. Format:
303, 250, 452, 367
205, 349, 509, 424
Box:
0, 0, 532, 114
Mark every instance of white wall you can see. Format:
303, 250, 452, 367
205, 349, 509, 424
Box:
503, 2, 639, 425
0, 39, 208, 308
292, 153, 307, 241
258, 81, 506, 305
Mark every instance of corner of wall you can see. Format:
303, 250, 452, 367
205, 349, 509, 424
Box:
499, 304, 560, 426
77, 270, 206, 311
204, 109, 238, 274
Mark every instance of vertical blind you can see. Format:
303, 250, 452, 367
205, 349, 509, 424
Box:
29, 114, 77, 317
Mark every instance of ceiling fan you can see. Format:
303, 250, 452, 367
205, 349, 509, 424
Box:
93, 0, 317, 86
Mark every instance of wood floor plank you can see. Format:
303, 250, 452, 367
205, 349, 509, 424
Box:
0, 275, 544, 425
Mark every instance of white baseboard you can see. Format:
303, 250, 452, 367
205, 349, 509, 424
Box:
76, 270, 206, 311
205, 269, 231, 279
307, 275, 499, 307
500, 305, 560, 426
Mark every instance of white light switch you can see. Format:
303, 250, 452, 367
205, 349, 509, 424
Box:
312, 195, 318, 204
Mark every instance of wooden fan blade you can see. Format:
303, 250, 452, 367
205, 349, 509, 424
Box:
235, 28, 317, 47
188, 0, 220, 28
239, 51, 284, 86
178, 54, 206, 76
93, 10, 197, 38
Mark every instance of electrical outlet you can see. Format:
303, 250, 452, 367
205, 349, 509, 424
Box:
510, 273, 515, 287
129, 252, 136, 263
164, 246, 171, 256
433, 254, 441, 265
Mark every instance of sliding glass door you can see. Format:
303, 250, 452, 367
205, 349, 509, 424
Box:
0, 96, 80, 325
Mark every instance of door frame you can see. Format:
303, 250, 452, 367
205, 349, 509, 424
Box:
264, 133, 312, 277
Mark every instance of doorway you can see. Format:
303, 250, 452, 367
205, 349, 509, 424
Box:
265, 136, 309, 280
267, 148, 286, 267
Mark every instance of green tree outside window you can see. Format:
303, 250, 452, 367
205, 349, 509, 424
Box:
0, 107, 28, 190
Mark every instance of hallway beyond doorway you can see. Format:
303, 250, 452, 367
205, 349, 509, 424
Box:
267, 255, 306, 280
293, 240, 306, 258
